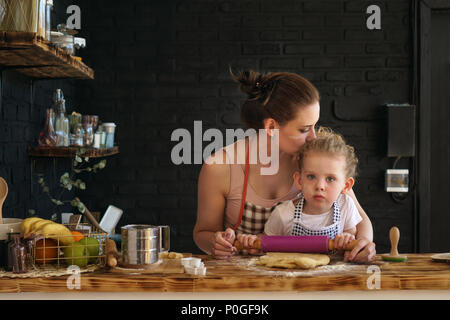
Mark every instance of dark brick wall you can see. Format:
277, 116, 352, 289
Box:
2, 0, 414, 254
0, 72, 78, 220
0, 0, 78, 220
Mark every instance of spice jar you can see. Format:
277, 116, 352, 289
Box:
7, 233, 27, 273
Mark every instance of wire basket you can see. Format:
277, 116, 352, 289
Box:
0, 0, 39, 33
30, 223, 107, 269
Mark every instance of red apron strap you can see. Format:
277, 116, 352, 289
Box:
231, 141, 250, 230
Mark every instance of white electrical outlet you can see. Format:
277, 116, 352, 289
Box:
385, 169, 409, 192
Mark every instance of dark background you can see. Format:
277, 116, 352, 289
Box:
0, 0, 417, 254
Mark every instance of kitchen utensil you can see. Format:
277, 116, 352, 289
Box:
382, 226, 408, 262
159, 225, 170, 252
233, 235, 359, 253
430, 253, 450, 264
74, 197, 105, 232
0, 177, 8, 225
121, 224, 160, 265
99, 205, 123, 234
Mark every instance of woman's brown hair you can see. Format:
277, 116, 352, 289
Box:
230, 69, 320, 130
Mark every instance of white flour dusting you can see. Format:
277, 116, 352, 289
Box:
233, 255, 366, 277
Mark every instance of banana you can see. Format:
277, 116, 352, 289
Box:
41, 223, 74, 246
29, 220, 55, 235
21, 217, 44, 235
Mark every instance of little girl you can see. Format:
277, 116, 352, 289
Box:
236, 127, 362, 251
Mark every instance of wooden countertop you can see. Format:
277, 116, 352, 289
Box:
0, 254, 448, 293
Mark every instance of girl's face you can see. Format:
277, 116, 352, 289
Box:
277, 101, 320, 155
294, 151, 354, 214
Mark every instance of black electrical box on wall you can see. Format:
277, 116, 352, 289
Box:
386, 104, 416, 157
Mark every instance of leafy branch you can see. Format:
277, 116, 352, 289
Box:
34, 147, 107, 215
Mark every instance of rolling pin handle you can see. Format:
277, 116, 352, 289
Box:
328, 238, 359, 251
233, 238, 262, 251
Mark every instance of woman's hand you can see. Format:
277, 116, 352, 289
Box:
236, 233, 263, 255
333, 232, 355, 250
344, 237, 376, 263
211, 228, 237, 259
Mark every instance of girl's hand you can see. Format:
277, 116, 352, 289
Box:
236, 233, 263, 255
334, 232, 356, 250
344, 237, 376, 263
212, 228, 237, 259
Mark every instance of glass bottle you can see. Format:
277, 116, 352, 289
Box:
7, 233, 27, 274
38, 108, 58, 146
45, 0, 53, 41
54, 98, 70, 147
52, 89, 64, 124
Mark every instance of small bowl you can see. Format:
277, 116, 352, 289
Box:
0, 218, 23, 241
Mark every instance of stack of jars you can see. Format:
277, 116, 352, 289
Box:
38, 89, 116, 149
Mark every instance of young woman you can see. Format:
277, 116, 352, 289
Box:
193, 70, 376, 262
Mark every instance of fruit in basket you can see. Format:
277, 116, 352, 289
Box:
79, 237, 100, 263
21, 218, 75, 245
30, 220, 55, 235
41, 223, 74, 246
21, 217, 44, 235
64, 242, 88, 267
71, 231, 84, 242
34, 238, 59, 264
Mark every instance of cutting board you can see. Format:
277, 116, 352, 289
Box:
109, 254, 192, 275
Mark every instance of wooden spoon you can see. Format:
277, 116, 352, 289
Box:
0, 177, 8, 225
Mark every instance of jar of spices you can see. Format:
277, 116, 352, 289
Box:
103, 123, 116, 149
7, 233, 27, 273
70, 123, 84, 147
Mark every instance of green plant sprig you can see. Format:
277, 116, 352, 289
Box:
33, 147, 107, 216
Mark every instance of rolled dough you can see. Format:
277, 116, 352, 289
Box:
159, 251, 184, 259
255, 252, 330, 269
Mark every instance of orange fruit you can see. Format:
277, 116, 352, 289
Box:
71, 231, 84, 242
35, 238, 59, 264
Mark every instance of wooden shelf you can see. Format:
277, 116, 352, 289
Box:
0, 32, 94, 79
28, 146, 119, 158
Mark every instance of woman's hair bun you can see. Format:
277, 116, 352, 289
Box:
229, 69, 273, 104
229, 68, 320, 130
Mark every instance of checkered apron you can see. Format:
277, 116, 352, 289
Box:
234, 201, 282, 235
291, 193, 340, 239
231, 142, 281, 235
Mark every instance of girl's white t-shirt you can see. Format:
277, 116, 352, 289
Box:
264, 193, 362, 236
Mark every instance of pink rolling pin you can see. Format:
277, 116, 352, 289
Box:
233, 235, 359, 253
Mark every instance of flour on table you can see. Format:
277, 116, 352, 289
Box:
233, 254, 365, 277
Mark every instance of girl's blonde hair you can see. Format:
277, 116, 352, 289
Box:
297, 127, 358, 178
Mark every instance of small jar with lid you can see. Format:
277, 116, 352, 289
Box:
7, 233, 27, 273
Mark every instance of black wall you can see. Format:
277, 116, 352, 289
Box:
1, 0, 415, 254
0, 0, 78, 221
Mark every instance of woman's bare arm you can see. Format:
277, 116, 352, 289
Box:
345, 189, 376, 262
193, 150, 235, 257
348, 189, 373, 242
